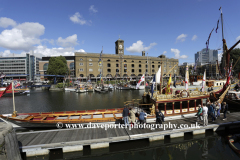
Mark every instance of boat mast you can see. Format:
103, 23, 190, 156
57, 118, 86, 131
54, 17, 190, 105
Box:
12, 81, 17, 117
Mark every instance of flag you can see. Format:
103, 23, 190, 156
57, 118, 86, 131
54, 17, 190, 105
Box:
0, 72, 6, 79
146, 82, 148, 86
219, 7, 221, 11
185, 66, 189, 90
15, 82, 21, 88
206, 28, 214, 51
151, 74, 156, 98
0, 83, 12, 98
136, 74, 144, 89
173, 74, 176, 88
194, 57, 199, 72
166, 74, 171, 95
201, 70, 206, 92
156, 66, 161, 83
216, 20, 219, 33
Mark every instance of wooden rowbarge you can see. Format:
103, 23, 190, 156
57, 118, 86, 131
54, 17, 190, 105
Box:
0, 108, 124, 128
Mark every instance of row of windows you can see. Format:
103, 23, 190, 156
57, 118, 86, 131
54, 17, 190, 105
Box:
0, 60, 25, 63
79, 68, 160, 73
79, 63, 172, 69
0, 67, 25, 69
78, 58, 176, 64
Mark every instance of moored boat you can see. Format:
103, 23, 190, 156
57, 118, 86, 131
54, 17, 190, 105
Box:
227, 134, 240, 154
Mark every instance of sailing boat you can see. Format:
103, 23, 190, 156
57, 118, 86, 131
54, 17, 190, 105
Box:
139, 7, 236, 117
94, 47, 108, 93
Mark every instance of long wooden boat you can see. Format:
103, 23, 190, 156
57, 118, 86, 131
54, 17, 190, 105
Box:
0, 108, 124, 128
227, 135, 240, 154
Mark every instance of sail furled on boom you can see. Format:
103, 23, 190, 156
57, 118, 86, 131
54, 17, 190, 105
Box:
216, 20, 219, 33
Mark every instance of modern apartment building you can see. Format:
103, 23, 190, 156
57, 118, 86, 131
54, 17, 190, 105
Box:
0, 53, 41, 80
195, 48, 218, 65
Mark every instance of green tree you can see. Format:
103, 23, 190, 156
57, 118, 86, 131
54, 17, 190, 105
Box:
230, 48, 240, 76
47, 56, 68, 75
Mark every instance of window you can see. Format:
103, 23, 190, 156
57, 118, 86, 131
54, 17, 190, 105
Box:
89, 63, 93, 66
116, 69, 119, 72
158, 65, 160, 68
116, 60, 119, 62
89, 59, 92, 61
146, 61, 147, 63
124, 64, 127, 68
152, 69, 155, 73
146, 69, 148, 72
152, 65, 155, 68
70, 62, 74, 70
79, 63, 83, 66
107, 63, 111, 67
124, 69, 127, 72
131, 64, 134, 67
146, 65, 148, 68
89, 69, 93, 72
107, 69, 111, 73
152, 62, 154, 63
79, 68, 83, 71
132, 69, 134, 73
107, 59, 110, 61
80, 58, 83, 61
139, 64, 141, 68
116, 64, 119, 67
139, 69, 142, 72
132, 60, 134, 62
124, 60, 127, 62
158, 62, 160, 64
139, 61, 141, 63
43, 63, 48, 70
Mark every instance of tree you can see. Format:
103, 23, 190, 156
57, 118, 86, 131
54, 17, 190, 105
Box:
47, 56, 68, 75
230, 48, 240, 76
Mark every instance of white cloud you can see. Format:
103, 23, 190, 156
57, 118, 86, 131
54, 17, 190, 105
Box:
176, 34, 187, 42
70, 12, 91, 25
0, 50, 26, 57
126, 40, 157, 53
42, 39, 55, 45
0, 17, 17, 28
171, 48, 188, 59
163, 51, 167, 55
0, 21, 45, 51
89, 5, 98, 13
218, 52, 223, 62
57, 34, 78, 47
192, 35, 197, 41
33, 45, 85, 57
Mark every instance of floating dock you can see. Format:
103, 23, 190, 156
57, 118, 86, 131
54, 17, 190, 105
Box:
15, 112, 240, 157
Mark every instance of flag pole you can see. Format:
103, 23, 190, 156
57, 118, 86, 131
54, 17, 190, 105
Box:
12, 81, 17, 117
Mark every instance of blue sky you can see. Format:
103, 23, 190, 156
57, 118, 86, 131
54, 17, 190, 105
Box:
0, 0, 239, 64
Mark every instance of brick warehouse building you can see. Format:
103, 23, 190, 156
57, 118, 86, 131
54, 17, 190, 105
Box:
75, 38, 179, 80
38, 38, 179, 81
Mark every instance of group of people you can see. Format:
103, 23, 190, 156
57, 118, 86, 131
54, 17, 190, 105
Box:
196, 101, 229, 126
122, 106, 165, 127
122, 106, 147, 126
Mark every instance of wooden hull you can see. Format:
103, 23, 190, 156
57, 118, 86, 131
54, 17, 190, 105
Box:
0, 108, 124, 128
228, 135, 240, 154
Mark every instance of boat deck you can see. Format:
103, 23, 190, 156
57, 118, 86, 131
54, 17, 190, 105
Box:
16, 112, 240, 157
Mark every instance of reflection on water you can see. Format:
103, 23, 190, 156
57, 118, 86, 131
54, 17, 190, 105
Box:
26, 129, 240, 160
0, 89, 145, 114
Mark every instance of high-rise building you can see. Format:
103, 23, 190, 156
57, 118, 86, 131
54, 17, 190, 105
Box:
195, 48, 218, 65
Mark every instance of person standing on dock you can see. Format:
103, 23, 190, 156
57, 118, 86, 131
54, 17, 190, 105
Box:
155, 109, 164, 124
216, 101, 221, 118
122, 105, 129, 126
196, 104, 203, 121
129, 108, 136, 125
202, 103, 208, 126
222, 102, 228, 120
209, 103, 215, 122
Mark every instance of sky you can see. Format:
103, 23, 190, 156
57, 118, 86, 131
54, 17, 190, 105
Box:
0, 0, 240, 64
